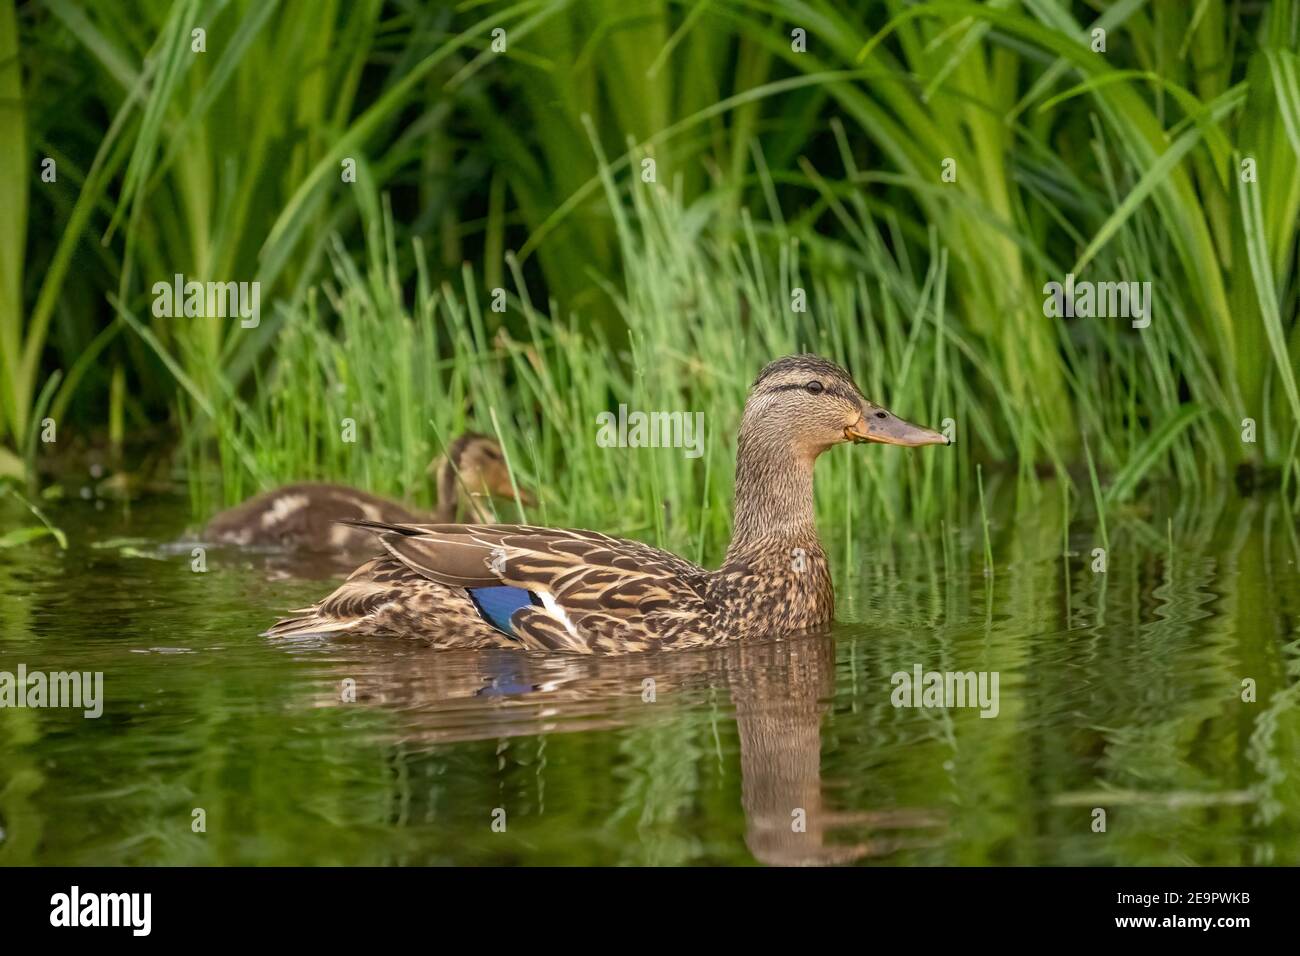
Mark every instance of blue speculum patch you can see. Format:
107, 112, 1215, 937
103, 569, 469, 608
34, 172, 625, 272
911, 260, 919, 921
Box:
466, 585, 537, 637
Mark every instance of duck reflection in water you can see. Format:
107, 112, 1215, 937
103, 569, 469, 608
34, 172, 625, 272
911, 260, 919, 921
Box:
289, 632, 945, 865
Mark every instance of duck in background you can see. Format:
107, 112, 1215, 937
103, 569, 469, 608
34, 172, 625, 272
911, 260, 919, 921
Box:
206, 432, 532, 554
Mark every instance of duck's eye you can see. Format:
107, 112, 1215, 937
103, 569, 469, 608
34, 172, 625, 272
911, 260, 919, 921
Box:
805, 381, 824, 395
875, 410, 888, 419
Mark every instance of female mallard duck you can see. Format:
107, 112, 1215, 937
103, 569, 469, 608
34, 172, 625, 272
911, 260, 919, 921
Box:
207, 432, 531, 553
267, 356, 948, 652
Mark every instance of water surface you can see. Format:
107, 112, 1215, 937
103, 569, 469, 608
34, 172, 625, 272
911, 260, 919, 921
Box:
1, 487, 1297, 865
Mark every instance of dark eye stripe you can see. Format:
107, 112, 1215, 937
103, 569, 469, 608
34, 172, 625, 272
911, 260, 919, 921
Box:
764, 381, 858, 401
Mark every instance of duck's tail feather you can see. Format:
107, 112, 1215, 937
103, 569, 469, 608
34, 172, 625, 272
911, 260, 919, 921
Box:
262, 556, 403, 638
262, 615, 357, 638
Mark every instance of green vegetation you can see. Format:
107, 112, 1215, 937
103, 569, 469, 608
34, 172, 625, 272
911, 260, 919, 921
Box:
3, 0, 1299, 552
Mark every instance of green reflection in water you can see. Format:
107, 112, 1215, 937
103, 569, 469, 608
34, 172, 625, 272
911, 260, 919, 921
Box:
0, 482, 1297, 865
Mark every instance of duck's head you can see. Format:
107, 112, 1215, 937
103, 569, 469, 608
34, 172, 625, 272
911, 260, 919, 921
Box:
741, 354, 949, 460
429, 433, 535, 520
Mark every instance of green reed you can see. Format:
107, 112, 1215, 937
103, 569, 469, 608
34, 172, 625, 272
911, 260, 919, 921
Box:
7, 0, 1300, 528
107, 106, 1289, 566
132, 173, 977, 562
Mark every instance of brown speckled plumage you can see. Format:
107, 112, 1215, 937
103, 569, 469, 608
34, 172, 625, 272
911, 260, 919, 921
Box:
267, 356, 948, 652
206, 433, 529, 554
205, 484, 422, 552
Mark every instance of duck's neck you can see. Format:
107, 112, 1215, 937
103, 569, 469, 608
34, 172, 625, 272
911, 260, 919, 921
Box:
431, 457, 457, 522
432, 483, 491, 524
724, 433, 820, 561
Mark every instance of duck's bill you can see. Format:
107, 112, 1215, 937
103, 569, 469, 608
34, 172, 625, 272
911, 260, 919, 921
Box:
482, 473, 536, 505
846, 406, 950, 446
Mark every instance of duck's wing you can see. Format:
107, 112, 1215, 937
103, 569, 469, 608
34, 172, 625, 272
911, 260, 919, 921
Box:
264, 556, 514, 648
345, 520, 713, 652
